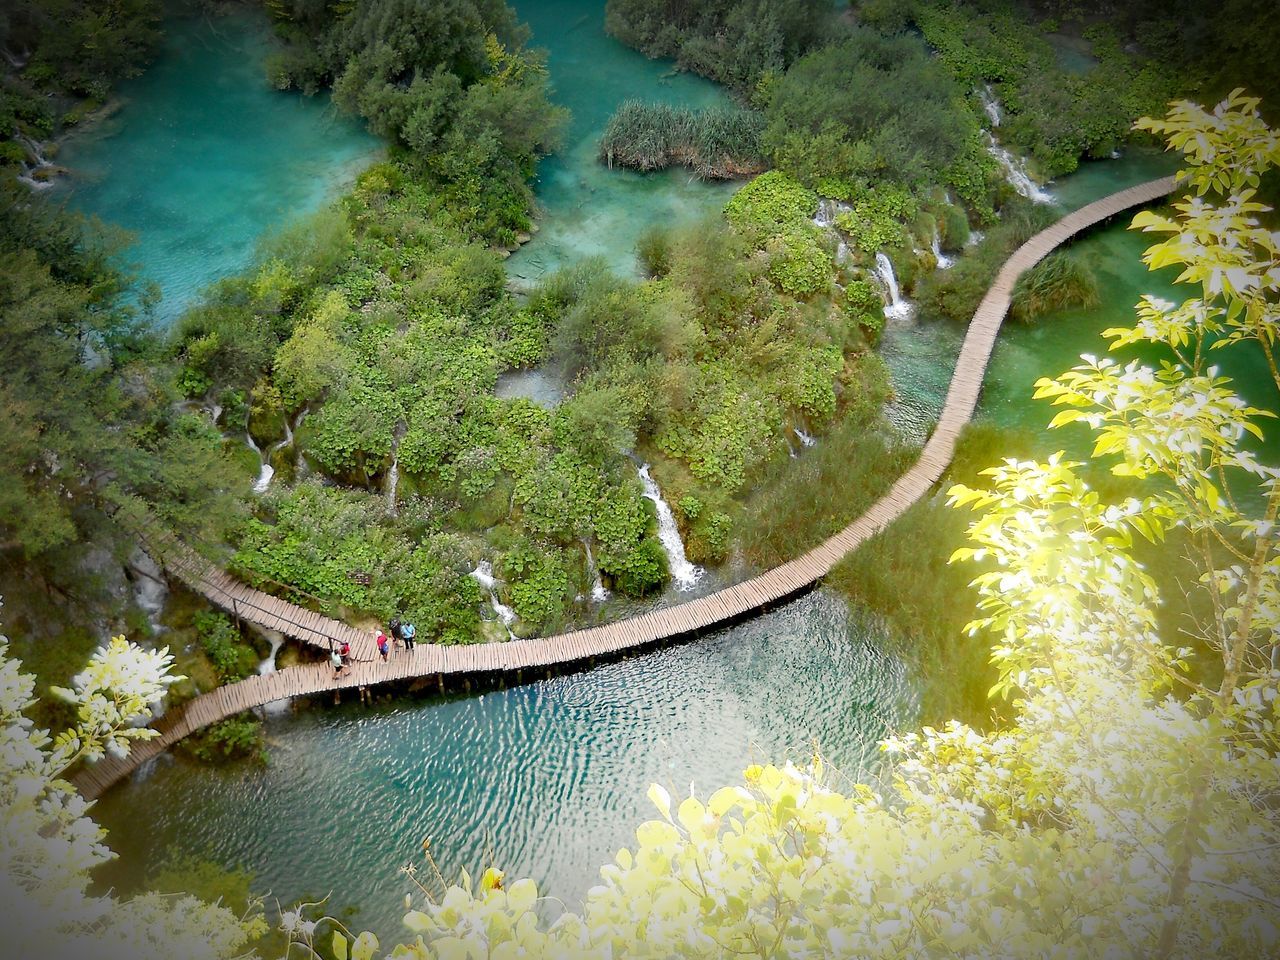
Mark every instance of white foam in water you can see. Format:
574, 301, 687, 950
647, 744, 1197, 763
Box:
584, 541, 609, 602
979, 84, 1003, 127
470, 562, 518, 634
931, 226, 954, 269
637, 464, 703, 590
794, 427, 816, 447
253, 462, 275, 493
255, 630, 290, 715
875, 252, 915, 322
984, 133, 1053, 204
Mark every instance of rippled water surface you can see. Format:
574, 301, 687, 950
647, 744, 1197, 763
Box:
96, 592, 912, 938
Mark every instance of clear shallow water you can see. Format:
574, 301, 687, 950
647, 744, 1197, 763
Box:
881, 149, 1186, 448
56, 5, 381, 323
505, 0, 742, 284
95, 591, 912, 938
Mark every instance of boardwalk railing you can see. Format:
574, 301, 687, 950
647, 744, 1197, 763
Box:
72, 176, 1179, 800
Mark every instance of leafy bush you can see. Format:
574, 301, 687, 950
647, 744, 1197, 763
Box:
193, 611, 258, 684
765, 227, 832, 296
723, 171, 817, 236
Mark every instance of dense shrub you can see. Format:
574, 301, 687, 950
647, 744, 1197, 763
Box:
763, 31, 977, 190
604, 0, 833, 93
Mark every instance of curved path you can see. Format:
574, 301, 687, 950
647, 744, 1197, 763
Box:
73, 176, 1178, 799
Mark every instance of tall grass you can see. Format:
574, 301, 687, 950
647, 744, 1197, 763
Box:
1010, 250, 1101, 322
599, 100, 766, 179
826, 422, 1040, 729
737, 420, 919, 571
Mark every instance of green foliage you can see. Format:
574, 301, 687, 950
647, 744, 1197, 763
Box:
192, 611, 258, 684
636, 224, 673, 278
830, 182, 919, 254
1010, 249, 1100, 322
181, 715, 266, 764
267, 0, 567, 244
599, 100, 766, 179
604, 0, 833, 93
916, 201, 1058, 323
723, 171, 816, 236
764, 227, 831, 296
763, 31, 977, 189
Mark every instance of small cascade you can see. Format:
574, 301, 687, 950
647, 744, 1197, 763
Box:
257, 631, 284, 676
984, 133, 1053, 204
967, 230, 985, 248
246, 433, 274, 493
812, 198, 849, 228
835, 240, 852, 266
931, 226, 954, 269
14, 133, 59, 190
979, 85, 1003, 127
385, 421, 405, 516
793, 427, 816, 448
128, 548, 168, 635
254, 629, 289, 716
874, 252, 914, 322
637, 464, 703, 591
584, 541, 609, 602
469, 561, 518, 636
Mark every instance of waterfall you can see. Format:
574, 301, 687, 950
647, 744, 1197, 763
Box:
812, 198, 850, 229
835, 240, 852, 266
874, 253, 914, 321
469, 561, 518, 636
129, 549, 168, 635
254, 629, 290, 716
637, 464, 703, 590
984, 133, 1053, 204
931, 226, 954, 269
979, 85, 1003, 127
386, 422, 405, 516
246, 433, 274, 493
967, 229, 985, 248
257, 631, 284, 676
14, 132, 59, 190
385, 457, 400, 515
793, 427, 816, 448
584, 541, 609, 602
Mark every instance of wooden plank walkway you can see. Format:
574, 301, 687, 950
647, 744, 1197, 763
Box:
73, 176, 1178, 800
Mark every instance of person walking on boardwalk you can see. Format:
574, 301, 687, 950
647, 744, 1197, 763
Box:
388, 616, 402, 650
400, 620, 416, 651
339, 640, 351, 668
330, 647, 344, 678
375, 628, 390, 662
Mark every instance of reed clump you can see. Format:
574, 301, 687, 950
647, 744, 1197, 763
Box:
598, 100, 767, 179
1010, 250, 1100, 322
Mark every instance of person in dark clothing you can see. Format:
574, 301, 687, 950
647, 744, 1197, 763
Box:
388, 617, 402, 650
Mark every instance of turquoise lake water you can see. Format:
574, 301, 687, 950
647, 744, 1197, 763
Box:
504, 0, 741, 283
56, 5, 381, 323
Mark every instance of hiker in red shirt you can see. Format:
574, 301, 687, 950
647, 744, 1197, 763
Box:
375, 629, 390, 662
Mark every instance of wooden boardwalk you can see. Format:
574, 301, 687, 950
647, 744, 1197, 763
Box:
73, 176, 1178, 800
